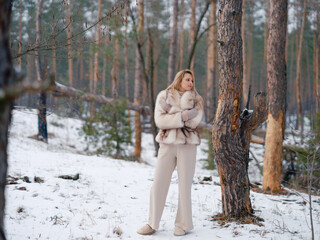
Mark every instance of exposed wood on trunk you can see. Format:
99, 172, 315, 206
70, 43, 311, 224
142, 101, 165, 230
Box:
213, 0, 268, 218
188, 0, 196, 72
0, 1, 14, 237
206, 0, 217, 122
133, 0, 144, 158
64, 0, 73, 87
295, 0, 307, 143
263, 0, 288, 193
35, 0, 47, 143
167, 0, 178, 85
178, 0, 185, 70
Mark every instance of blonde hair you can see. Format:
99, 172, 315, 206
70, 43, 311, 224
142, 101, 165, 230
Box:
166, 69, 204, 109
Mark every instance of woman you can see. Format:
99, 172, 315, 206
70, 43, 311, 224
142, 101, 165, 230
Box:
137, 69, 204, 236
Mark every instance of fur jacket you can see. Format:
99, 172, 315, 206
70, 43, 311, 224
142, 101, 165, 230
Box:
154, 89, 204, 145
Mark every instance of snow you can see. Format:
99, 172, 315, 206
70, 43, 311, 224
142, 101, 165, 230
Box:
5, 109, 320, 240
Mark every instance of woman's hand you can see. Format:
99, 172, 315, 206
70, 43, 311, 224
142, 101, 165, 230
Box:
182, 109, 198, 121
159, 98, 172, 112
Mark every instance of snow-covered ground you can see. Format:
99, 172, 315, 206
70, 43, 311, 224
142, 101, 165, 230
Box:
5, 109, 320, 240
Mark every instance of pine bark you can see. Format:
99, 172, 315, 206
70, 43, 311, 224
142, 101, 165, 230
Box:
262, 0, 288, 192
167, 0, 179, 85
0, 1, 14, 238
213, 0, 267, 218
295, 0, 307, 142
35, 0, 48, 143
206, 0, 217, 122
134, 0, 144, 158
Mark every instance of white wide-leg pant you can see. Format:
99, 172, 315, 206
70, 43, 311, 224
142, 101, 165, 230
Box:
148, 143, 197, 231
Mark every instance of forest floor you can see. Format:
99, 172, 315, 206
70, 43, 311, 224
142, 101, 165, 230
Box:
4, 109, 320, 240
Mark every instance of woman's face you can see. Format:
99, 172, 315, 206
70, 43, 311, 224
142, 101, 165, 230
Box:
179, 73, 194, 92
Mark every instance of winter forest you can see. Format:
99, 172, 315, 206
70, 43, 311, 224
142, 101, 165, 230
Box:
0, 0, 320, 239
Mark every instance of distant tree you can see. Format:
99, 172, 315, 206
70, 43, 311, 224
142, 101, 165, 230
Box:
206, 0, 217, 122
188, 0, 196, 72
133, 0, 144, 159
178, 0, 185, 71
63, 0, 74, 87
167, 0, 178, 85
35, 0, 48, 143
295, 0, 307, 143
262, 0, 288, 193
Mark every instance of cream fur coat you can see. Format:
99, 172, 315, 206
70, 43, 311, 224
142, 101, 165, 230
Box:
154, 89, 204, 145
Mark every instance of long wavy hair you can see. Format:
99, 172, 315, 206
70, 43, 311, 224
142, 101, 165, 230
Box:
166, 69, 204, 108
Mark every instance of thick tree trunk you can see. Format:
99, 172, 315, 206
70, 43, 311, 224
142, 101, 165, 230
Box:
178, 0, 185, 70
213, 0, 267, 218
35, 0, 47, 143
0, 1, 14, 238
295, 0, 307, 139
64, 0, 73, 87
188, 0, 196, 72
133, 0, 144, 159
206, 0, 217, 122
167, 0, 178, 85
263, 0, 288, 192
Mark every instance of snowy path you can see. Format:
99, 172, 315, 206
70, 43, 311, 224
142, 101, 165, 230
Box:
4, 110, 320, 239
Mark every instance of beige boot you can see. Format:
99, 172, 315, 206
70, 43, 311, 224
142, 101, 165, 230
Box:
137, 224, 156, 235
174, 226, 186, 236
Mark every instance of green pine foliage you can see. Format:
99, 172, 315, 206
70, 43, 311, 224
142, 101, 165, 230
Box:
80, 98, 132, 159
201, 130, 216, 170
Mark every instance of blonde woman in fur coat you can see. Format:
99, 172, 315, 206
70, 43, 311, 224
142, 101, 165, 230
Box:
137, 69, 204, 237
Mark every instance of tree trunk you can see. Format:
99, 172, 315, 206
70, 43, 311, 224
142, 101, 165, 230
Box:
64, 0, 73, 87
90, 0, 102, 119
242, 0, 248, 107
0, 1, 14, 238
35, 0, 47, 143
124, 18, 131, 138
295, 0, 307, 143
134, 0, 144, 159
18, 0, 22, 72
102, 38, 107, 96
213, 0, 267, 218
206, 0, 217, 122
262, 0, 288, 193
111, 32, 120, 99
188, 0, 196, 72
167, 0, 178, 85
178, 0, 185, 70
260, 0, 268, 90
